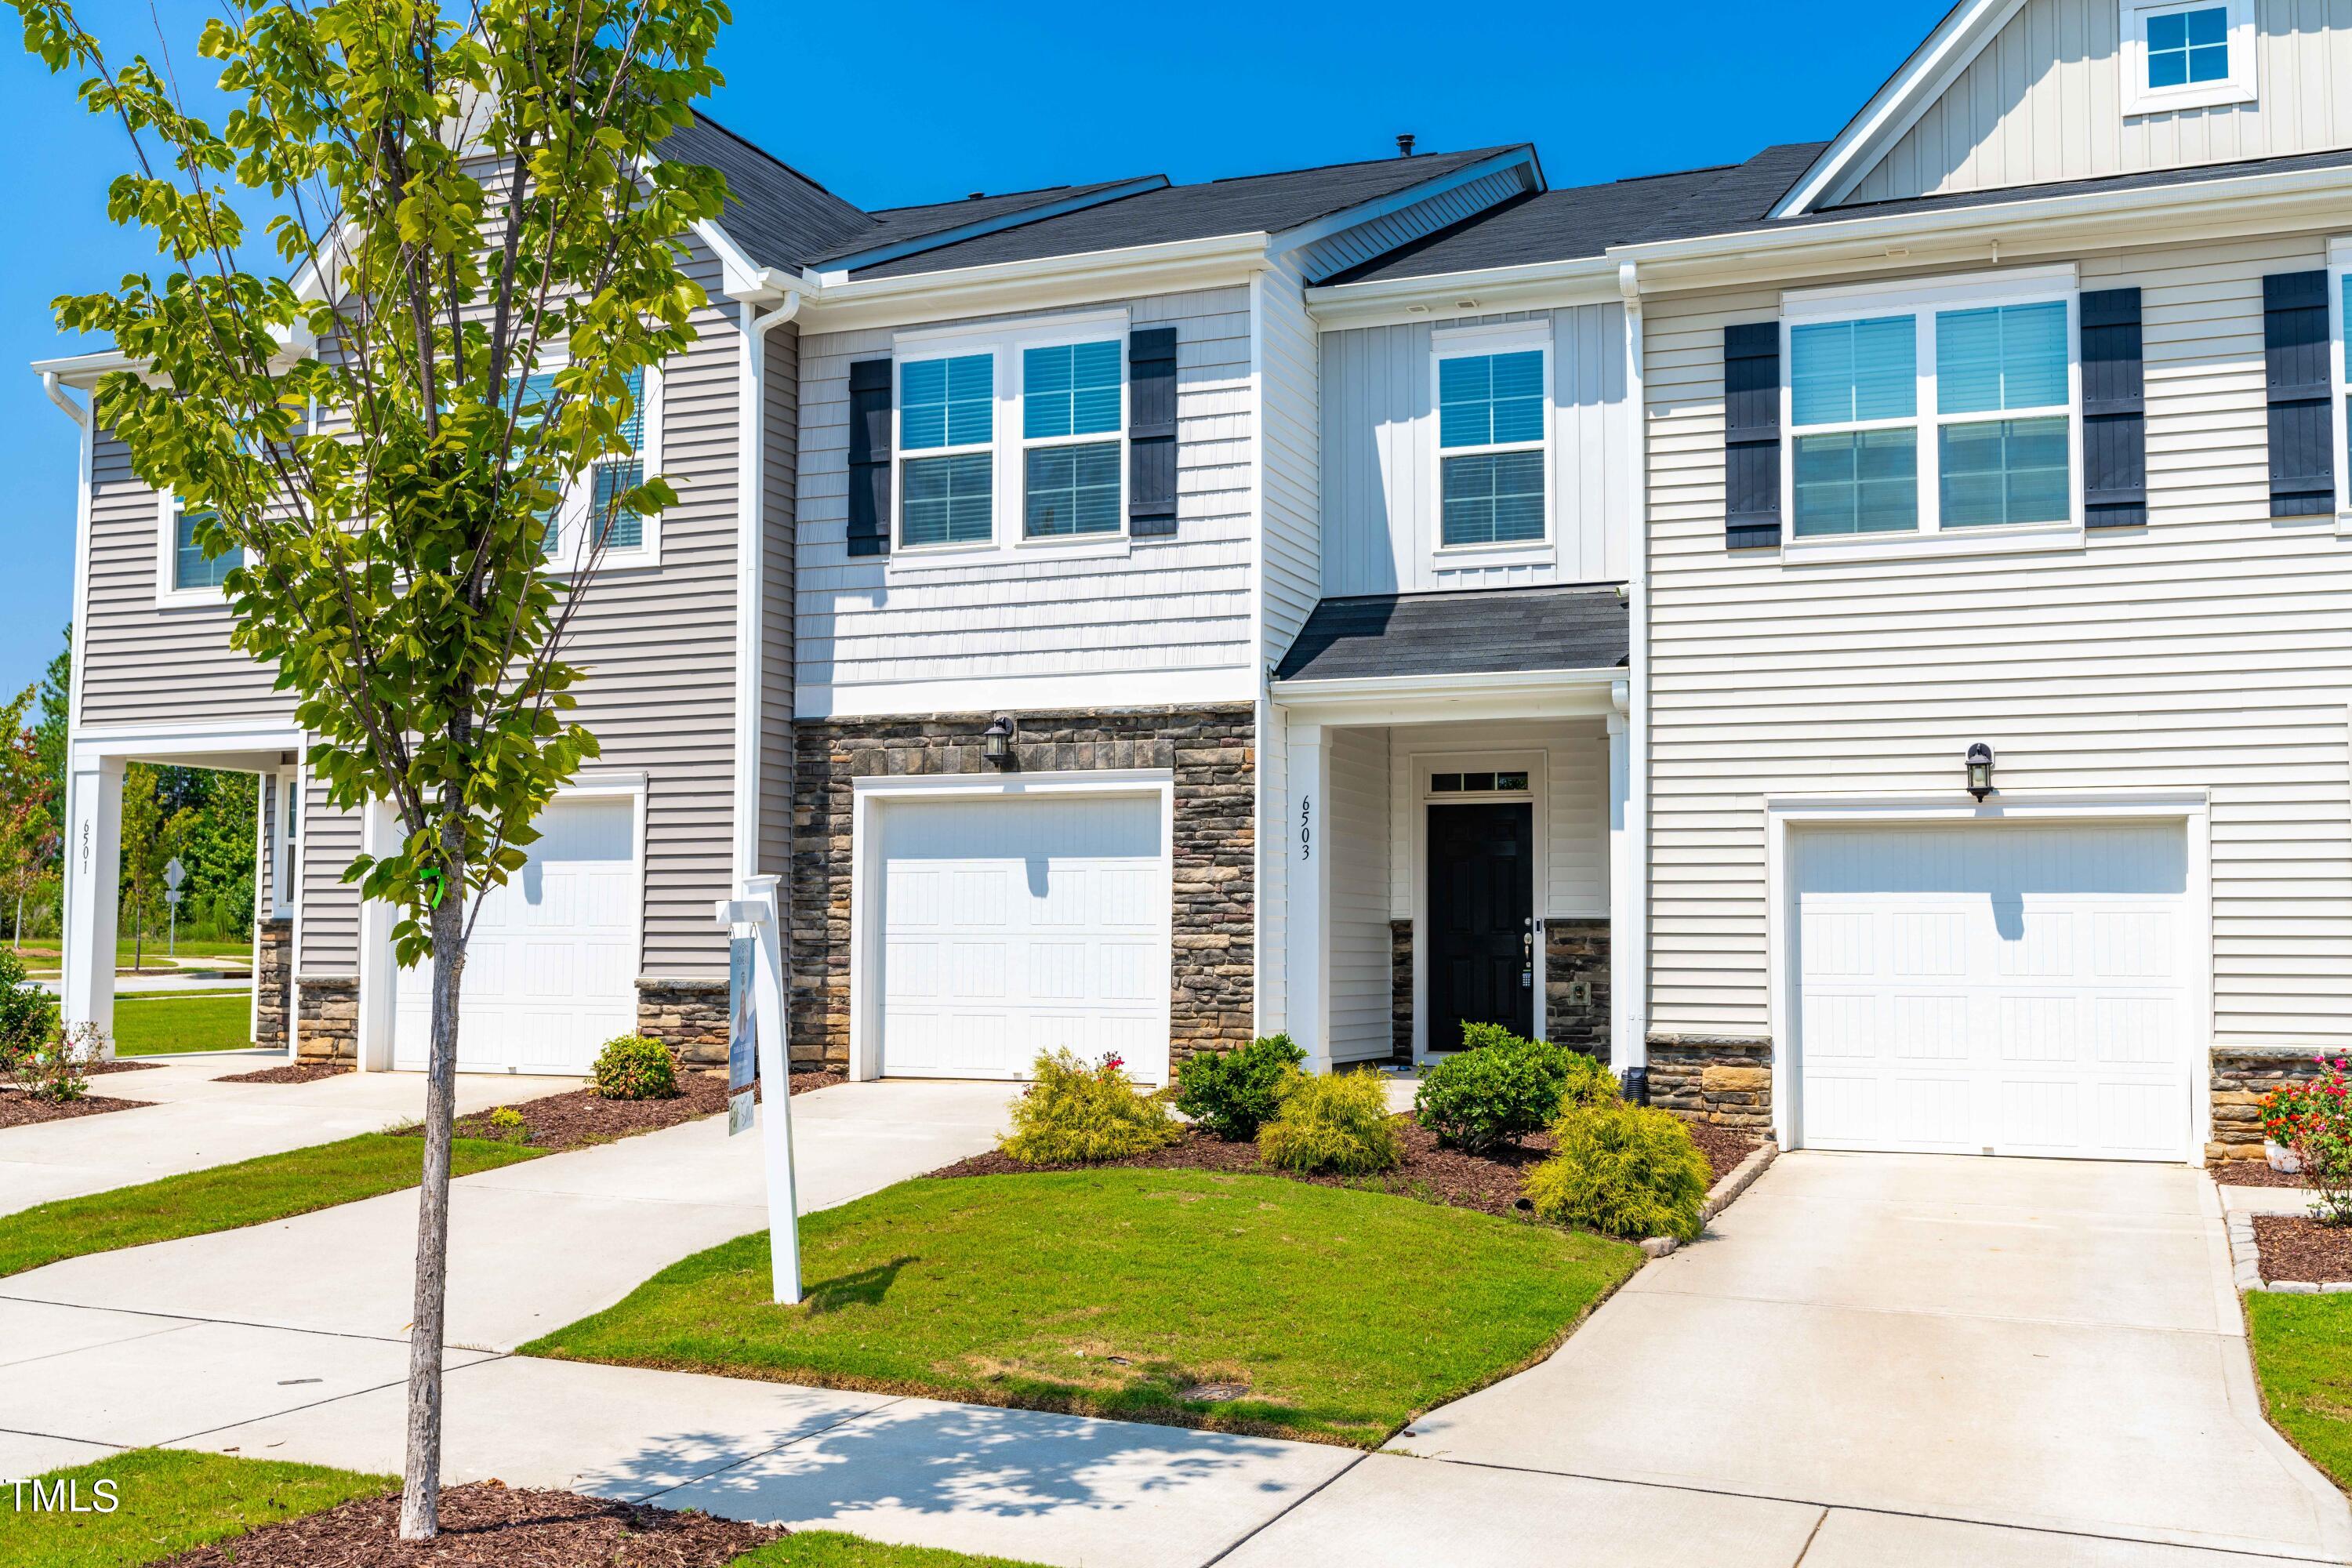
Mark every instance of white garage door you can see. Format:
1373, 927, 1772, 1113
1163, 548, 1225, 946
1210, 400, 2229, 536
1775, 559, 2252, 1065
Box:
1792, 822, 2190, 1161
877, 793, 1169, 1083
394, 795, 639, 1075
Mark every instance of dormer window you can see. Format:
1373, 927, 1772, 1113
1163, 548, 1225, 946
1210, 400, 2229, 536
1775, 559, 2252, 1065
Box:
2121, 0, 2255, 115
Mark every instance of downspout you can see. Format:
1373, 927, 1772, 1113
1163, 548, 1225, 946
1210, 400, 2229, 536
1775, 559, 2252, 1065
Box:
1616, 263, 1652, 1085
730, 278, 804, 887
42, 371, 93, 1002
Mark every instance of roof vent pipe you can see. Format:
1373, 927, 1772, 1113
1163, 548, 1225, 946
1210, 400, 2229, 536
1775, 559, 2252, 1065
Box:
1396, 133, 1416, 158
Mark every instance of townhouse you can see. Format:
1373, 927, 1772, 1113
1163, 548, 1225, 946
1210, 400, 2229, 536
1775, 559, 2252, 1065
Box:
39, 0, 2352, 1167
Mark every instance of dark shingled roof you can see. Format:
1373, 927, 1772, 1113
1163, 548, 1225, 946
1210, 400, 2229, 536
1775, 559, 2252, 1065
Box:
1782, 142, 2352, 228
1274, 586, 1628, 683
808, 176, 1165, 264
660, 114, 873, 273
851, 145, 1530, 280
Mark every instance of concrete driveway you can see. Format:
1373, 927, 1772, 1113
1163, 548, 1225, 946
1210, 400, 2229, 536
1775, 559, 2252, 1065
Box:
1229, 1151, 2352, 1567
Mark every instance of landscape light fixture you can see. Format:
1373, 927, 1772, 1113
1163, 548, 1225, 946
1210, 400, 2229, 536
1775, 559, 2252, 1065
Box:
1965, 742, 1995, 801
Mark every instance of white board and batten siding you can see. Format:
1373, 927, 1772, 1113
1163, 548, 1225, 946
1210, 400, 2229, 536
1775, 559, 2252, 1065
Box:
759, 322, 801, 880
1642, 232, 2352, 1078
793, 287, 1259, 717
1319, 305, 1633, 596
1841, 0, 2352, 204
1326, 727, 1392, 1062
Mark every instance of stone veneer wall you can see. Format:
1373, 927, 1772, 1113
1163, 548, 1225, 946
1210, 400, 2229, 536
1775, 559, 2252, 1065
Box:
790, 706, 1256, 1070
294, 975, 358, 1062
1389, 920, 1414, 1062
1544, 920, 1610, 1055
2210, 1047, 2332, 1163
637, 978, 731, 1067
1648, 1035, 1771, 1131
253, 916, 292, 1052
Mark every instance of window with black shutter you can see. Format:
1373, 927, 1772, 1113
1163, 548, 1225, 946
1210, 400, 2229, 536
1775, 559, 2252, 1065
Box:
2265, 270, 2335, 519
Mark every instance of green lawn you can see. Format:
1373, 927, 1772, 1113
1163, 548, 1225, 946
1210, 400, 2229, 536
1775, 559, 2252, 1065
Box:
2246, 1290, 2352, 1490
0, 1133, 542, 1279
2, 1450, 1044, 1568
526, 1169, 1642, 1447
111, 991, 255, 1055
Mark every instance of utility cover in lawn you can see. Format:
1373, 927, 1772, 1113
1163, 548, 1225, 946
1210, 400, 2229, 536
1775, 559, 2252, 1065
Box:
526, 1169, 1641, 1447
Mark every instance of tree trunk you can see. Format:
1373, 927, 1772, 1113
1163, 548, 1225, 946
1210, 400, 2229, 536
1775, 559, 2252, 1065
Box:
398, 852, 466, 1541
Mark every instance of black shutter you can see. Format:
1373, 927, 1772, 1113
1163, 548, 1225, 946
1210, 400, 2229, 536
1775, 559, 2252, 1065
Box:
2080, 288, 2146, 529
846, 358, 892, 557
1128, 326, 1178, 538
1723, 321, 1781, 550
2265, 270, 2336, 519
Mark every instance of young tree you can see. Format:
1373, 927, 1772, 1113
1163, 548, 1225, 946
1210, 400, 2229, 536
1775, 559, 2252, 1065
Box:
117, 761, 169, 973
0, 684, 57, 946
10, 0, 729, 1538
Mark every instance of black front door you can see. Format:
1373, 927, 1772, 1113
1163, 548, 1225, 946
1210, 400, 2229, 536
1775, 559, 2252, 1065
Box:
1426, 802, 1535, 1051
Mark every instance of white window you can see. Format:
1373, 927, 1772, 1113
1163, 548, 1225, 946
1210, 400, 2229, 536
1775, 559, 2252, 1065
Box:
2331, 235, 2350, 533
1431, 322, 1552, 555
1782, 268, 2082, 557
270, 767, 299, 916
887, 310, 1133, 566
2120, 0, 2256, 116
532, 358, 666, 572
154, 492, 245, 607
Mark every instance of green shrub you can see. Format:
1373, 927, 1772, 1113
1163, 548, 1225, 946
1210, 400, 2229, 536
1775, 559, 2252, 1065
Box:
1000, 1048, 1181, 1165
487, 1105, 529, 1142
1558, 1049, 1622, 1112
1524, 1102, 1711, 1241
1172, 1033, 1307, 1140
0, 946, 59, 1055
1415, 1027, 1610, 1152
590, 1035, 679, 1102
1258, 1069, 1404, 1177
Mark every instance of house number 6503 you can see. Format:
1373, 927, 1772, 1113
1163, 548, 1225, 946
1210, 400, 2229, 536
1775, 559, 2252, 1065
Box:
1298, 796, 1312, 861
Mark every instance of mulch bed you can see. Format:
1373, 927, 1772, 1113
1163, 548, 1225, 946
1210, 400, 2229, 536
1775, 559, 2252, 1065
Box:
215, 1060, 357, 1085
0, 1091, 152, 1127
932, 1112, 1762, 1224
410, 1065, 848, 1155
157, 1481, 781, 1567
2214, 1159, 2308, 1189
2254, 1214, 2352, 1283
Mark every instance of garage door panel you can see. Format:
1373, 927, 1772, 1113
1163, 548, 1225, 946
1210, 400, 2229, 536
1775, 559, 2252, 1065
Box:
877, 794, 1170, 1083
1794, 823, 2189, 1162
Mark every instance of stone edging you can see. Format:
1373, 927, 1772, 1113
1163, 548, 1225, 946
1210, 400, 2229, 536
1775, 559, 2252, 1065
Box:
1639, 1140, 1778, 1260
2224, 1207, 2352, 1294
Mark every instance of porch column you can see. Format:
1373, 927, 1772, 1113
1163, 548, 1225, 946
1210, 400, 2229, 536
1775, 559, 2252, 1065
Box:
352, 799, 399, 1071
61, 756, 124, 1058
1284, 720, 1333, 1073
1606, 708, 1641, 1076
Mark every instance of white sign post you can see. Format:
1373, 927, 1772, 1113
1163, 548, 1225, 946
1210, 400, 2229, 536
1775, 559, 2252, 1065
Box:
715, 873, 801, 1305
162, 856, 186, 958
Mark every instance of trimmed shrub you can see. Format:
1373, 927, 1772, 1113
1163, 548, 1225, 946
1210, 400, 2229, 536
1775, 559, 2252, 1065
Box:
1524, 1102, 1711, 1241
1415, 1026, 1610, 1153
0, 946, 59, 1054
591, 1034, 679, 1102
487, 1105, 529, 1142
1258, 1069, 1404, 1177
1173, 1033, 1307, 1140
1000, 1048, 1181, 1165
1558, 1049, 1622, 1112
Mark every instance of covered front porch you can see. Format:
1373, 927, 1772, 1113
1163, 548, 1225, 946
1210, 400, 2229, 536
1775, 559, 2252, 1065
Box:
1269, 585, 1635, 1077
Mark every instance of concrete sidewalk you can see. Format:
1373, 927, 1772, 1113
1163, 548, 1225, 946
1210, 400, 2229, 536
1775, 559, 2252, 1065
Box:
0, 1052, 575, 1218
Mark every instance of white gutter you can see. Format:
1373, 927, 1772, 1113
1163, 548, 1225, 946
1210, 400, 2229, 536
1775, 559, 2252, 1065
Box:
725, 276, 804, 884
1615, 263, 1650, 1083
797, 231, 1276, 336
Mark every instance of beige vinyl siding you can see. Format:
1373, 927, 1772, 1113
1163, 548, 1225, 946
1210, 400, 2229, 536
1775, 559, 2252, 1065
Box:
794, 287, 1256, 712
1844, 0, 2352, 203
1641, 230, 2352, 1052
1293, 166, 1533, 283
1327, 726, 1392, 1062
759, 320, 799, 881
296, 782, 361, 976
1319, 304, 1632, 595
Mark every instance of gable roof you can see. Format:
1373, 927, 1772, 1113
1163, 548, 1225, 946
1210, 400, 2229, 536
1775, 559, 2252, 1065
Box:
659, 114, 874, 273
848, 144, 1533, 281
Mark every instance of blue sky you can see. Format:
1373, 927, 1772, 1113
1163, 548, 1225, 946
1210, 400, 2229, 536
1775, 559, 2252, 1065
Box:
0, 0, 1946, 698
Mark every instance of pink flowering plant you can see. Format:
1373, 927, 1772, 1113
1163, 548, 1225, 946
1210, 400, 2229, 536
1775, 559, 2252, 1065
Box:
2270, 1058, 2352, 1226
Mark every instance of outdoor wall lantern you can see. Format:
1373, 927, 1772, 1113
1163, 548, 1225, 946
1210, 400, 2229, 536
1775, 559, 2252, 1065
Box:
982, 715, 1017, 768
1965, 742, 1995, 801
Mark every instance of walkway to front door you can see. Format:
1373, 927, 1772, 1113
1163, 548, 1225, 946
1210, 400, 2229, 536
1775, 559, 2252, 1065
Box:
1426, 800, 1533, 1051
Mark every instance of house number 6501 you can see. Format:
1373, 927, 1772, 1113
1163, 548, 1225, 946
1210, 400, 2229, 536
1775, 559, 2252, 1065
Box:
1298, 796, 1312, 861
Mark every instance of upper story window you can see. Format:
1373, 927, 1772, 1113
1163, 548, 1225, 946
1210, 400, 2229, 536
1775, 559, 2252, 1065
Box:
1021, 339, 1123, 539
2330, 240, 2351, 532
2121, 0, 2256, 115
1433, 328, 1549, 551
526, 359, 664, 570
1784, 270, 2080, 550
898, 352, 995, 547
172, 500, 241, 590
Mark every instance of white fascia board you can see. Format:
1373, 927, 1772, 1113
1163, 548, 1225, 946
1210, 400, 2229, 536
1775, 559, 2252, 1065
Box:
816, 177, 1174, 275
796, 232, 1276, 337
1272, 147, 1543, 256
1616, 161, 2352, 294
1306, 255, 1620, 331
1772, 0, 2029, 219
1271, 666, 1620, 724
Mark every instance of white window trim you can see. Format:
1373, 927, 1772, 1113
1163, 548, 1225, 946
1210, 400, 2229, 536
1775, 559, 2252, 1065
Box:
270, 764, 300, 918
538, 352, 668, 575
154, 491, 242, 608
1429, 320, 1555, 564
2118, 0, 2256, 117
1780, 267, 2085, 564
2330, 235, 2351, 536
887, 309, 1134, 572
